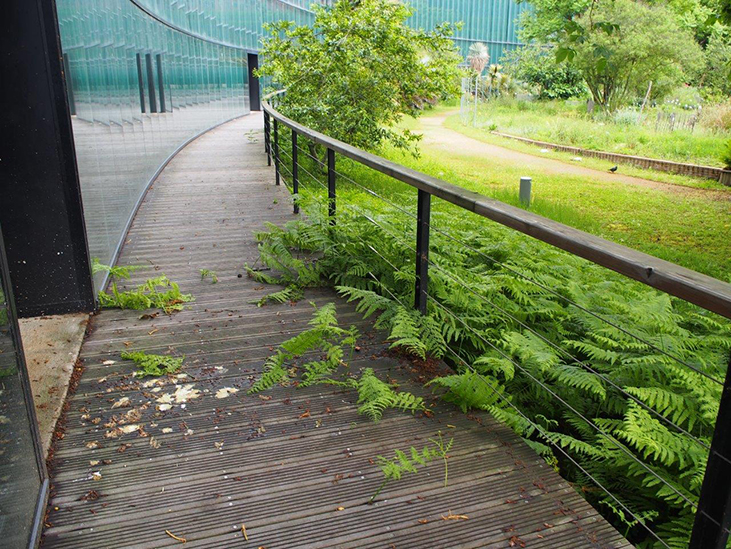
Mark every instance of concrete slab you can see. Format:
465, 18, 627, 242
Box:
19, 313, 88, 455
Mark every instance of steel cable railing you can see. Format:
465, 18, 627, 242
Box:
262, 104, 731, 548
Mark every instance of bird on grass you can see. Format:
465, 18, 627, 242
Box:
609, 165, 618, 173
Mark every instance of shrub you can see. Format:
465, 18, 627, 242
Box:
504, 44, 586, 100
722, 139, 731, 170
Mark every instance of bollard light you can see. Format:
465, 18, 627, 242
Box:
520, 176, 532, 206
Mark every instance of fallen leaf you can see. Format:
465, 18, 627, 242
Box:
111, 397, 130, 409
441, 511, 468, 521
162, 427, 173, 434
336, 506, 345, 511
150, 436, 161, 449
215, 387, 239, 399
299, 410, 310, 419
89, 460, 100, 466
417, 519, 429, 524
102, 360, 115, 366
91, 471, 102, 481
258, 395, 272, 401
242, 524, 248, 541
214, 441, 224, 450
85, 441, 99, 449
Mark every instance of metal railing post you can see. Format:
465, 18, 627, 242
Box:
264, 111, 271, 166
327, 148, 336, 223
689, 355, 731, 549
414, 189, 431, 315
273, 118, 280, 186
292, 131, 299, 214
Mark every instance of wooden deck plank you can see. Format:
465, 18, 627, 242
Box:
42, 115, 632, 549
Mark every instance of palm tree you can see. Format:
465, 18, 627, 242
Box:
467, 42, 489, 75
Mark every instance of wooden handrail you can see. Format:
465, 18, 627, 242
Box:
262, 99, 731, 319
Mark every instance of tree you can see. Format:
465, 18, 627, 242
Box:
522, 0, 704, 110
467, 42, 490, 75
257, 0, 462, 155
504, 43, 586, 99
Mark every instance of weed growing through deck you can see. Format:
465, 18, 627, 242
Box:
369, 432, 454, 503
200, 269, 218, 284
93, 259, 193, 314
122, 351, 184, 377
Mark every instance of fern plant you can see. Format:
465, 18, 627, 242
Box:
122, 351, 184, 377
337, 368, 427, 422
247, 152, 731, 548
200, 269, 218, 284
94, 260, 193, 314
247, 302, 359, 393
370, 432, 453, 503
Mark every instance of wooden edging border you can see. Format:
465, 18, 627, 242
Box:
491, 131, 731, 185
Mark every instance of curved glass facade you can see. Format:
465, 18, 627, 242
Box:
56, 0, 251, 290
56, 0, 525, 292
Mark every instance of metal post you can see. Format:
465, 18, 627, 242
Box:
414, 189, 431, 315
519, 176, 532, 206
145, 53, 157, 113
273, 118, 280, 186
292, 131, 299, 214
327, 148, 336, 223
264, 112, 271, 166
689, 355, 731, 549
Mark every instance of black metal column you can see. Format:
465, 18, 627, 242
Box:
327, 148, 336, 223
136, 53, 146, 113
264, 112, 271, 166
145, 53, 158, 113
292, 131, 299, 214
414, 189, 431, 315
156, 54, 166, 113
0, 0, 95, 317
273, 119, 280, 186
689, 354, 731, 549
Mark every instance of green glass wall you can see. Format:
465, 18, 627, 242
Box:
135, 0, 527, 60
56, 0, 251, 291
56, 0, 525, 293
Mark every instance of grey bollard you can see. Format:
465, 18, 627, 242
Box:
519, 176, 532, 206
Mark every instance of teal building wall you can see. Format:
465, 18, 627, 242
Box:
55, 0, 525, 292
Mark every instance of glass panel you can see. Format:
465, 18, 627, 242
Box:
0, 234, 44, 547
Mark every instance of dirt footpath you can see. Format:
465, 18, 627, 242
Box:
419, 112, 731, 201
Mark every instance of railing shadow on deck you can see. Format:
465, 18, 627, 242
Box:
263, 93, 731, 549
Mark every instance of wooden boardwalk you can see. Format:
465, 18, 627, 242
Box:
42, 115, 632, 549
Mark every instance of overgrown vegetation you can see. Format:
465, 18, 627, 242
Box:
457, 97, 730, 168
247, 302, 427, 422
93, 260, 193, 313
256, 0, 461, 155
370, 433, 453, 503
122, 351, 184, 377
247, 174, 730, 547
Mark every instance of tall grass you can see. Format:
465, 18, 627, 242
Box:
470, 98, 729, 167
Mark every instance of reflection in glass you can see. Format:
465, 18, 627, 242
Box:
0, 246, 44, 547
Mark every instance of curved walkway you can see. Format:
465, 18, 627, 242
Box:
420, 112, 730, 201
42, 115, 631, 548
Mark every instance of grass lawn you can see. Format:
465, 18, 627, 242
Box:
461, 98, 730, 168
359, 107, 731, 281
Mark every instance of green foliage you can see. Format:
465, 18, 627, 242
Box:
200, 269, 218, 284
722, 139, 731, 170
122, 351, 184, 377
252, 284, 303, 307
504, 43, 586, 100
247, 302, 359, 393
92, 258, 144, 280
340, 368, 426, 422
257, 0, 462, 155
94, 259, 193, 314
99, 275, 194, 314
369, 432, 454, 503
521, 0, 704, 109
247, 166, 731, 546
